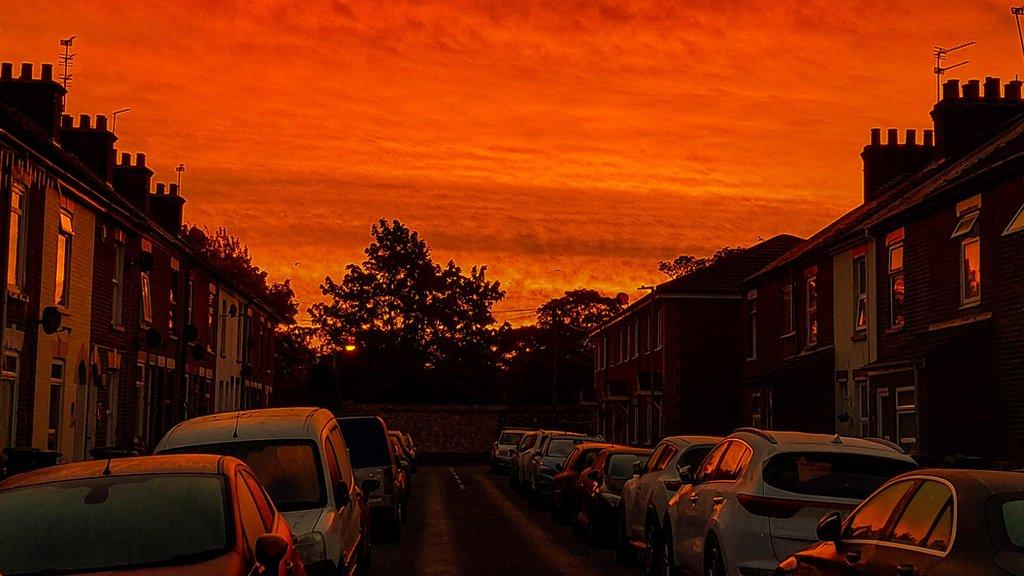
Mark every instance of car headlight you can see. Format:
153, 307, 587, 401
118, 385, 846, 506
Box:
295, 531, 327, 564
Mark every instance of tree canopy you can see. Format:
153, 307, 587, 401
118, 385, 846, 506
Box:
657, 246, 745, 279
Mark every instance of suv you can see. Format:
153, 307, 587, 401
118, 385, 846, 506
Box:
621, 435, 720, 567
490, 427, 532, 474
657, 429, 917, 576
155, 407, 369, 576
527, 432, 602, 503
509, 431, 540, 489
338, 416, 407, 542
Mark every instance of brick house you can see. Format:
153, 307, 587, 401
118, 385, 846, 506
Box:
591, 234, 801, 445
0, 62, 280, 460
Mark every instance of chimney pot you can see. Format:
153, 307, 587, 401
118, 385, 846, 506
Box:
984, 76, 1001, 98
942, 79, 961, 101
963, 79, 982, 99
95, 115, 108, 131
905, 129, 917, 146
923, 129, 934, 147
887, 128, 899, 146
40, 64, 53, 82
120, 152, 131, 165
169, 183, 179, 196
0, 63, 12, 80
19, 63, 32, 80
870, 128, 881, 146
1006, 80, 1023, 100
78, 114, 90, 129
136, 152, 146, 167
61, 114, 73, 128
156, 183, 166, 195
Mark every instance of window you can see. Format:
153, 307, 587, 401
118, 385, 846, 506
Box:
601, 336, 607, 369
235, 475, 267, 553
655, 306, 664, 349
781, 284, 794, 336
853, 254, 868, 331
1, 352, 18, 449
888, 239, 905, 328
54, 210, 74, 306
764, 452, 916, 499
104, 369, 120, 447
960, 236, 981, 305
1005, 201, 1024, 235
633, 319, 639, 358
140, 271, 153, 324
7, 181, 26, 289
888, 480, 954, 552
135, 363, 149, 444
805, 273, 818, 345
858, 378, 869, 438
240, 471, 276, 530
169, 266, 179, 333
220, 300, 228, 357
47, 359, 65, 451
844, 480, 916, 541
236, 309, 245, 361
896, 387, 917, 450
694, 441, 728, 484
111, 239, 125, 326
746, 292, 757, 359
715, 441, 752, 481
185, 277, 194, 328
208, 284, 216, 330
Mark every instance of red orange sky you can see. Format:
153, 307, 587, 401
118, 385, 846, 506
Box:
2, 1, 1022, 324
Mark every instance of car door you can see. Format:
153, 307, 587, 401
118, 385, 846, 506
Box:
628, 443, 667, 536
236, 470, 271, 575
675, 440, 730, 574
324, 424, 361, 569
865, 479, 953, 575
239, 470, 298, 575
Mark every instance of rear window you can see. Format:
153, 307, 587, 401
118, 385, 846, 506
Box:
338, 417, 392, 469
499, 432, 525, 445
763, 452, 916, 499
609, 453, 650, 480
1002, 499, 1024, 548
546, 439, 579, 458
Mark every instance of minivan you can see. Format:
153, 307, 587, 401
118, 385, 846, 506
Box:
338, 416, 406, 542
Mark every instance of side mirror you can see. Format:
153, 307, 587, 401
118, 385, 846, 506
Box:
677, 465, 694, 485
362, 479, 381, 495
632, 460, 645, 477
334, 480, 351, 508
816, 511, 844, 543
255, 533, 289, 575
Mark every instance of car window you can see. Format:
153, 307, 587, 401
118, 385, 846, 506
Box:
337, 417, 391, 469
763, 452, 917, 499
888, 480, 954, 551
608, 453, 651, 479
547, 439, 580, 458
844, 480, 915, 541
695, 442, 729, 483
323, 435, 344, 489
328, 426, 355, 484
1002, 499, 1024, 548
647, 445, 667, 472
677, 446, 712, 477
236, 475, 268, 555
240, 471, 276, 531
499, 432, 525, 445
520, 435, 537, 450
715, 442, 751, 481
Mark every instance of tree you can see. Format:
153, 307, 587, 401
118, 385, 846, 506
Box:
657, 246, 746, 278
309, 219, 506, 402
536, 288, 624, 331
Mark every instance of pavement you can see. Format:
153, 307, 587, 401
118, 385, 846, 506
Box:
374, 465, 635, 575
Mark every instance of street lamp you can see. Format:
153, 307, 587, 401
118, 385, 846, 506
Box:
343, 340, 357, 353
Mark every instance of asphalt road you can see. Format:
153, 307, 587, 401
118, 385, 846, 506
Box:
374, 465, 636, 575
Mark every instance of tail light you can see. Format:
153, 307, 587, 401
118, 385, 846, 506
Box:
736, 494, 855, 519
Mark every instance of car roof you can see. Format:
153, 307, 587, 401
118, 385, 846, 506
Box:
0, 454, 234, 489
661, 435, 724, 448
729, 428, 914, 458
158, 407, 331, 450
902, 468, 1024, 495
600, 445, 654, 455
500, 427, 534, 433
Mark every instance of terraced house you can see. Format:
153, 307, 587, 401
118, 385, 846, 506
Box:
741, 76, 1024, 468
0, 62, 279, 462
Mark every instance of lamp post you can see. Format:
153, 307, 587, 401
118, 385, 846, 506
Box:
334, 338, 358, 410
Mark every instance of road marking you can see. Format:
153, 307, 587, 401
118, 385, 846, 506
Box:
450, 467, 466, 490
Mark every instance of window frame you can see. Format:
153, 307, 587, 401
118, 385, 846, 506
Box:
1, 351, 19, 449
54, 209, 74, 307
111, 238, 125, 327
780, 284, 794, 337
844, 476, 958, 557
852, 253, 869, 332
47, 358, 66, 451
959, 235, 981, 307
888, 240, 905, 329
805, 273, 818, 346
140, 270, 153, 325
746, 291, 757, 360
895, 386, 918, 449
7, 180, 27, 290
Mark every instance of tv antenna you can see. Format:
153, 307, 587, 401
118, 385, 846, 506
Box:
175, 163, 186, 187
58, 36, 76, 90
934, 41, 974, 102
1013, 7, 1024, 60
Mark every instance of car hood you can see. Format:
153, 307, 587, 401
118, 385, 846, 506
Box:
283, 507, 326, 536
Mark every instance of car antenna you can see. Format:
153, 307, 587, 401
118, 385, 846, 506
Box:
102, 457, 113, 477
232, 411, 242, 439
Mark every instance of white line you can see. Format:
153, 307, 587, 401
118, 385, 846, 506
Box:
449, 467, 466, 490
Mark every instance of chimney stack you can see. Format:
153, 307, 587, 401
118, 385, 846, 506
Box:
861, 126, 937, 202
59, 114, 118, 183
149, 181, 186, 236
0, 61, 67, 138
932, 76, 1024, 160
112, 152, 153, 212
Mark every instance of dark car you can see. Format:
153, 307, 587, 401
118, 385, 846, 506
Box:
777, 468, 1024, 576
338, 416, 406, 542
390, 430, 417, 472
527, 433, 604, 504
389, 432, 412, 504
551, 441, 612, 523
574, 446, 653, 546
0, 454, 306, 576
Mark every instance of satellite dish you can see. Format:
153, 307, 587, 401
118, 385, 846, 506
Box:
143, 327, 163, 348
615, 292, 630, 306
137, 251, 154, 272
192, 341, 207, 361
182, 324, 199, 343
40, 306, 63, 335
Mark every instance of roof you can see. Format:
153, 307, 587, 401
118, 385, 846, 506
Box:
657, 234, 804, 295
662, 435, 724, 448
156, 407, 329, 450
0, 454, 231, 489
599, 445, 654, 455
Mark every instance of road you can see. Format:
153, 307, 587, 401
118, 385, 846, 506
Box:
374, 465, 636, 575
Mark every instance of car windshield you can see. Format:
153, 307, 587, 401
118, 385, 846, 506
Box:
609, 453, 650, 479
162, 440, 324, 511
338, 417, 392, 469
0, 473, 228, 575
763, 452, 917, 499
499, 432, 525, 446
1002, 499, 1024, 548
546, 439, 578, 458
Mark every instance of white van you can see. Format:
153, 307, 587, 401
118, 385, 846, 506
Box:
155, 407, 370, 576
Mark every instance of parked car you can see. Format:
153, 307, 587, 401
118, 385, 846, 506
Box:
777, 468, 1024, 576
509, 430, 540, 489
490, 427, 532, 474
338, 415, 407, 542
389, 432, 412, 502
156, 408, 369, 576
390, 429, 418, 471
621, 435, 720, 568
551, 441, 612, 524
0, 454, 307, 576
574, 445, 653, 546
657, 429, 917, 576
527, 432, 603, 504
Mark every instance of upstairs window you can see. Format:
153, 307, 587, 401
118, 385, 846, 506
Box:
746, 291, 757, 360
805, 271, 818, 346
140, 271, 153, 324
7, 181, 26, 290
1005, 201, 1024, 235
111, 232, 125, 327
54, 210, 74, 306
887, 229, 905, 328
655, 306, 664, 349
952, 196, 981, 307
781, 284, 794, 336
632, 319, 639, 358
853, 253, 868, 332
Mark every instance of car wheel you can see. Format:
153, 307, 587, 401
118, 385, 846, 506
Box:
659, 523, 680, 576
641, 518, 661, 576
703, 535, 726, 576
614, 508, 636, 564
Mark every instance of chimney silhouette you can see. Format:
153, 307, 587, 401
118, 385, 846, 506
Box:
932, 77, 1024, 160
59, 113, 118, 183
149, 181, 186, 236
0, 62, 66, 138
113, 152, 153, 212
860, 127, 937, 202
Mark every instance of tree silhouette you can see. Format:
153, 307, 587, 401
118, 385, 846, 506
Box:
309, 219, 505, 402
658, 246, 745, 279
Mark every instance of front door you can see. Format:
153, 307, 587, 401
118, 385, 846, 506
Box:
868, 369, 917, 454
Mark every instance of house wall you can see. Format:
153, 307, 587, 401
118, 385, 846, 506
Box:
832, 243, 877, 437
